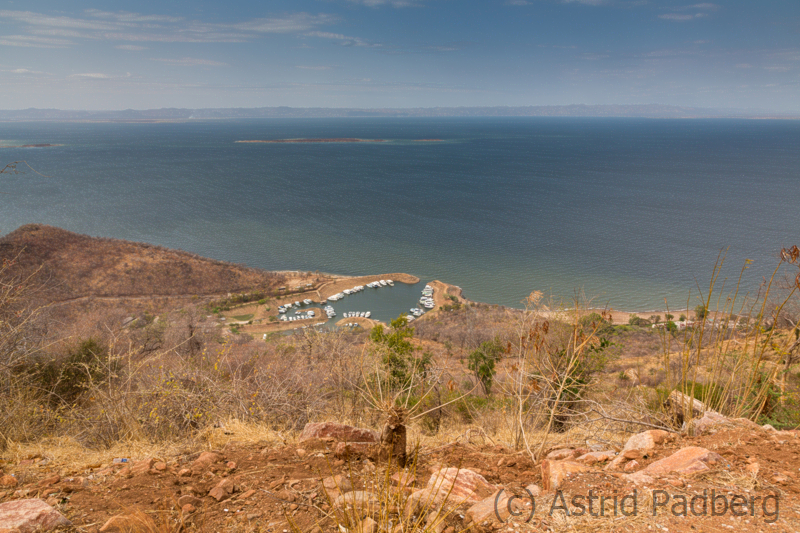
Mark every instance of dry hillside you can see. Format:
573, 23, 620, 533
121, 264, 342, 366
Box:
0, 224, 286, 302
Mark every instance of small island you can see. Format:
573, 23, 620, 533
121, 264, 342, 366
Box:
236, 138, 385, 143
0, 143, 61, 148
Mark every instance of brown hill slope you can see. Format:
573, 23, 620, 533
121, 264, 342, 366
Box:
0, 224, 285, 302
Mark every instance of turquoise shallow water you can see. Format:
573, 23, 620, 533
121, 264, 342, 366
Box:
1, 117, 799, 310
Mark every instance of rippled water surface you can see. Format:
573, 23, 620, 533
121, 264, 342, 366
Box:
2, 118, 799, 310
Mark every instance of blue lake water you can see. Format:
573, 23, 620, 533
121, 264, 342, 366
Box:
1, 118, 799, 311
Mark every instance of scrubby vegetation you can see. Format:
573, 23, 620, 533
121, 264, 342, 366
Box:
1, 226, 800, 532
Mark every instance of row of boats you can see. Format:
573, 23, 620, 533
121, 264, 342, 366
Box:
279, 310, 315, 322
342, 311, 371, 318
406, 285, 435, 321
278, 299, 314, 314
327, 279, 394, 302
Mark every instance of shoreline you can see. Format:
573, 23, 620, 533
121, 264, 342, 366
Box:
276, 269, 703, 320
235, 138, 385, 144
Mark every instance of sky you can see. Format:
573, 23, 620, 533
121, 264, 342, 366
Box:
0, 1, 798, 111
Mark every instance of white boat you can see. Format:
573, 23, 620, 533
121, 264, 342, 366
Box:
406, 315, 415, 321
303, 299, 313, 305
295, 301, 301, 306
343, 289, 352, 295
379, 280, 387, 286
278, 308, 286, 314
424, 301, 435, 309
308, 311, 315, 317
365, 311, 371, 318
386, 280, 394, 286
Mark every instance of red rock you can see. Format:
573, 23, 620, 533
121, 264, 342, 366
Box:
391, 471, 415, 487
625, 446, 724, 484
181, 504, 196, 514
605, 430, 673, 470
426, 468, 495, 505
131, 458, 154, 475
466, 490, 528, 526
357, 516, 377, 533
745, 462, 760, 475
689, 411, 762, 436
334, 442, 376, 459
299, 422, 379, 443
153, 462, 167, 472
772, 474, 789, 485
575, 450, 616, 465
177, 468, 192, 477
191, 452, 222, 474
178, 495, 202, 508
666, 390, 707, 419
208, 478, 236, 502
225, 461, 237, 471
541, 460, 591, 491
37, 475, 60, 488
0, 499, 71, 533
333, 491, 379, 514
623, 460, 640, 472
295, 448, 306, 458
322, 475, 352, 492
403, 489, 434, 519
238, 489, 256, 499
0, 476, 18, 488
545, 448, 588, 461
525, 484, 541, 497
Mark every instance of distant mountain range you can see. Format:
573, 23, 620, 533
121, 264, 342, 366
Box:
0, 104, 797, 121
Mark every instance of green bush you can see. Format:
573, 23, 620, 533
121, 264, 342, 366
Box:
467, 338, 504, 394
580, 312, 613, 336
37, 339, 115, 406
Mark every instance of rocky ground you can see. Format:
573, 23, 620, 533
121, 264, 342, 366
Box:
0, 412, 798, 533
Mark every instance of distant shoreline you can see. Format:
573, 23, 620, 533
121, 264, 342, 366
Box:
235, 138, 385, 144
0, 143, 62, 148
2, 104, 800, 122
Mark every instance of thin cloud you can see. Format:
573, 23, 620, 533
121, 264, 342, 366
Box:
346, 0, 419, 7
85, 9, 184, 23
3, 68, 46, 74
0, 10, 338, 46
296, 65, 333, 70
306, 31, 380, 48
0, 34, 72, 47
69, 73, 111, 79
562, 0, 607, 5
678, 3, 720, 10
150, 57, 228, 67
116, 45, 147, 51
659, 13, 707, 21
